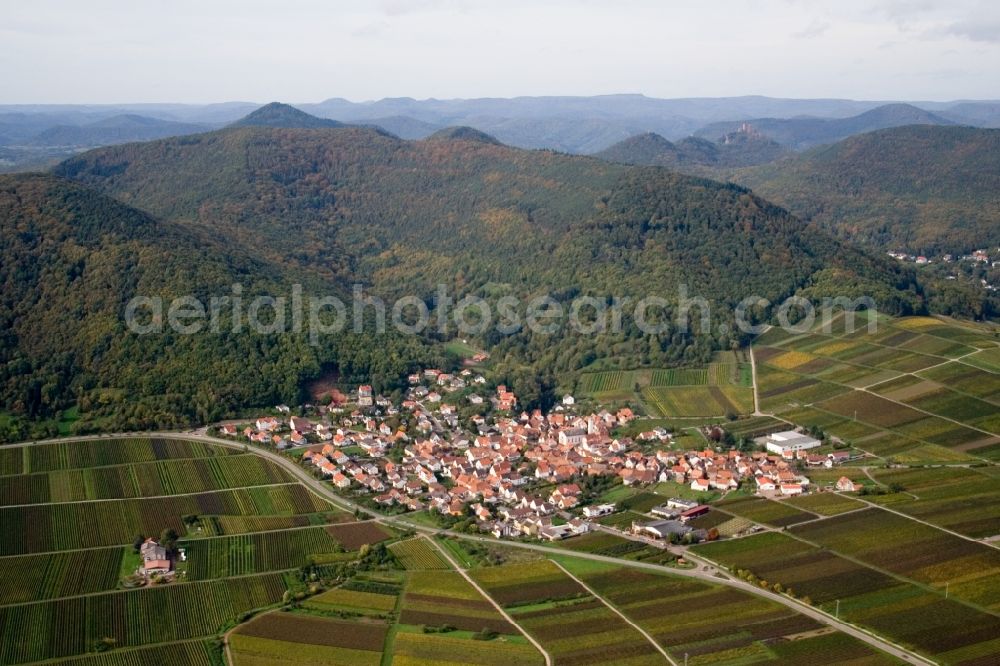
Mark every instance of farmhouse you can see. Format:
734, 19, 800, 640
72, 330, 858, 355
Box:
583, 503, 615, 518
836, 476, 859, 492
764, 431, 821, 457
140, 538, 170, 574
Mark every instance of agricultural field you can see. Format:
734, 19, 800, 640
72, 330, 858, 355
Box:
695, 532, 1000, 663
0, 453, 294, 506
478, 561, 665, 665
558, 559, 899, 665
0, 547, 124, 603
391, 631, 544, 666
470, 560, 587, 608
785, 492, 866, 516
390, 537, 450, 570
325, 521, 394, 550
231, 612, 386, 666
0, 483, 332, 555
642, 385, 754, 418
715, 496, 818, 528
790, 508, 1000, 610
303, 585, 398, 615
865, 466, 1000, 538
16, 437, 236, 474
400, 570, 517, 635
39, 640, 217, 666
0, 572, 289, 664
753, 313, 1000, 463
577, 354, 753, 417
182, 527, 354, 580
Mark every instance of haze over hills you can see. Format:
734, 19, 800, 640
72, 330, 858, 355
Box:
1, 96, 999, 162
733, 125, 1000, 254
26, 114, 210, 147
694, 103, 956, 150
0, 103, 934, 432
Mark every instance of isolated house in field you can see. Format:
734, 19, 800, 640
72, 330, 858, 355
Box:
836, 476, 859, 492
140, 538, 170, 574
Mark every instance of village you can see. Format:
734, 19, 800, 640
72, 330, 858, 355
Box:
218, 367, 859, 547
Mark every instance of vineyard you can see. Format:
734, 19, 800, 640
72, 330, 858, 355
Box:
0, 454, 294, 506
390, 538, 450, 570
183, 528, 349, 579
0, 484, 333, 555
20, 438, 232, 474
0, 547, 124, 603
0, 573, 289, 664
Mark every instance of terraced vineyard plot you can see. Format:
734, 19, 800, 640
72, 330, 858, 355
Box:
716, 496, 817, 527
642, 385, 753, 417
183, 527, 348, 579
471, 560, 587, 607
559, 560, 897, 666
325, 521, 393, 550
0, 447, 21, 475
866, 466, 1000, 538
0, 547, 123, 603
392, 631, 545, 666
695, 532, 1000, 663
390, 537, 450, 569
304, 586, 397, 615
0, 454, 294, 506
401, 570, 519, 635
0, 573, 288, 664
0, 484, 331, 555
231, 614, 385, 666
791, 508, 1000, 610
650, 368, 709, 386
21, 437, 231, 473
786, 492, 865, 516
578, 371, 626, 394
42, 640, 216, 666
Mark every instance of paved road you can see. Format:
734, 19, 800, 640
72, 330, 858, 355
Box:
8, 431, 936, 665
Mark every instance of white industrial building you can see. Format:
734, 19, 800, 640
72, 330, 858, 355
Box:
764, 431, 822, 456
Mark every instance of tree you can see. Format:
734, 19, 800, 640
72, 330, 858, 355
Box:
159, 528, 179, 551
132, 534, 145, 553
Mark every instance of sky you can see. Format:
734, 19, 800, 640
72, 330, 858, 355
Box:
2, 0, 998, 104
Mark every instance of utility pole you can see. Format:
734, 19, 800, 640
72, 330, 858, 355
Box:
945, 582, 949, 599
835, 599, 840, 619
684, 653, 688, 666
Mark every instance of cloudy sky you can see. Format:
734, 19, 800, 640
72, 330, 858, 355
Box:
2, 0, 998, 103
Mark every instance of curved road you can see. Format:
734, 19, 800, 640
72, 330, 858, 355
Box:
9, 431, 935, 665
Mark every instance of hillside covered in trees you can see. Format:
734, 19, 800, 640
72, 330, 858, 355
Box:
0, 111, 942, 436
734, 125, 1000, 254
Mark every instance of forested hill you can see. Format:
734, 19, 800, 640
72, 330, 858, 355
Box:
734, 125, 1000, 254
595, 131, 786, 170
0, 123, 928, 435
55, 123, 918, 314
0, 173, 438, 439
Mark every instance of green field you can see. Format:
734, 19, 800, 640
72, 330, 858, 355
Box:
390, 537, 450, 570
